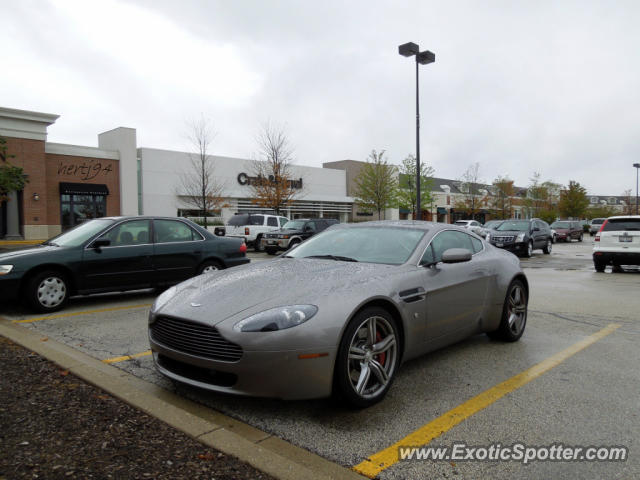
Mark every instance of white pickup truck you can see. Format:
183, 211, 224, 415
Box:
216, 213, 290, 252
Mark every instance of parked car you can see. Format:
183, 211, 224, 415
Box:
550, 220, 584, 242
477, 220, 504, 239
487, 218, 553, 257
0, 217, 249, 312
589, 218, 606, 236
219, 213, 289, 252
261, 218, 339, 255
454, 220, 482, 230
593, 216, 640, 272
148, 221, 528, 407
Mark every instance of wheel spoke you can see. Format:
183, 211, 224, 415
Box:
355, 363, 371, 395
349, 346, 366, 361
367, 318, 377, 346
372, 335, 395, 355
369, 359, 389, 386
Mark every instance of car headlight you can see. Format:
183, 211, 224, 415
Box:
516, 233, 526, 242
233, 305, 318, 332
0, 265, 14, 275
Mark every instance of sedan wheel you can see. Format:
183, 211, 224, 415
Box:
487, 279, 527, 342
335, 307, 399, 407
525, 241, 533, 258
198, 261, 222, 274
543, 239, 552, 254
26, 270, 69, 312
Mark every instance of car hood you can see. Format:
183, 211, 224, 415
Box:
268, 228, 303, 235
155, 258, 401, 326
0, 245, 60, 262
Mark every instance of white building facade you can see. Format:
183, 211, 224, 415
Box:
135, 148, 354, 223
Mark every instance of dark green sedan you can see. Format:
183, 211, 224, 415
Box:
0, 217, 249, 312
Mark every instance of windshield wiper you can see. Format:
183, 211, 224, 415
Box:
305, 255, 359, 262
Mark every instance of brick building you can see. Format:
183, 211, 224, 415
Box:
0, 107, 134, 239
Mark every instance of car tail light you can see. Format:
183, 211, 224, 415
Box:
239, 243, 247, 254
245, 227, 250, 235
595, 220, 607, 241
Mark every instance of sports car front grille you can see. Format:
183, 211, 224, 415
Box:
492, 235, 515, 243
150, 315, 243, 362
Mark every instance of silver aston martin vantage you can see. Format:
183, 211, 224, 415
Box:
148, 221, 528, 407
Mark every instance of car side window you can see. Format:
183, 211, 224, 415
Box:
267, 217, 278, 227
305, 222, 316, 232
470, 236, 483, 253
154, 220, 198, 243
430, 230, 474, 263
279, 217, 288, 227
101, 220, 151, 246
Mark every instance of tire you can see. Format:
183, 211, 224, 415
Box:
578, 234, 583, 242
487, 279, 527, 342
612, 264, 624, 273
265, 247, 278, 255
24, 270, 70, 313
524, 241, 533, 258
254, 235, 264, 252
543, 239, 552, 254
198, 260, 223, 274
594, 261, 605, 272
288, 239, 301, 250
334, 307, 400, 408
551, 234, 556, 244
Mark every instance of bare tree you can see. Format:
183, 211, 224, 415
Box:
177, 116, 225, 228
248, 123, 303, 214
454, 162, 487, 220
621, 189, 635, 215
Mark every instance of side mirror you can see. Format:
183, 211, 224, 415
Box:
92, 238, 111, 249
441, 248, 472, 264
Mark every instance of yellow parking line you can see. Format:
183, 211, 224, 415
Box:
102, 350, 152, 364
12, 304, 152, 324
353, 323, 620, 478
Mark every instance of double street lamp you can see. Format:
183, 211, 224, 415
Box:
634, 163, 640, 215
398, 42, 435, 220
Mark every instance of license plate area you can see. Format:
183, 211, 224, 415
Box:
619, 236, 632, 242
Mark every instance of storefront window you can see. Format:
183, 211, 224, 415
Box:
60, 194, 107, 230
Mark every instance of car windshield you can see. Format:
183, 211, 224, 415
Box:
286, 227, 425, 265
282, 220, 306, 230
484, 221, 503, 229
496, 221, 530, 232
551, 221, 570, 228
44, 219, 114, 247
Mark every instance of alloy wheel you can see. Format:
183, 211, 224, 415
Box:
507, 284, 527, 335
346, 316, 398, 399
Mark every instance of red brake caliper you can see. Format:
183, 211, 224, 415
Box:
375, 331, 386, 366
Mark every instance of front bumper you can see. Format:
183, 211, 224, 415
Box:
593, 251, 640, 266
490, 241, 527, 254
261, 238, 288, 250
150, 335, 336, 400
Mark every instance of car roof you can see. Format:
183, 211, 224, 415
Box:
606, 215, 640, 220
336, 220, 464, 233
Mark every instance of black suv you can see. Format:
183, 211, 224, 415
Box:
261, 218, 339, 255
488, 218, 553, 257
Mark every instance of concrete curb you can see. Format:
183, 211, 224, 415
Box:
0, 318, 366, 480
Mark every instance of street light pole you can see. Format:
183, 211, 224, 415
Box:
634, 163, 640, 215
399, 42, 435, 221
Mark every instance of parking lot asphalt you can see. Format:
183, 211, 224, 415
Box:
1, 240, 639, 479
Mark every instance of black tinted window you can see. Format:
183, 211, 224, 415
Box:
228, 215, 249, 226
267, 217, 278, 227
154, 220, 198, 243
249, 215, 264, 225
602, 219, 640, 231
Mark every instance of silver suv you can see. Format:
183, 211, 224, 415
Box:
593, 216, 640, 272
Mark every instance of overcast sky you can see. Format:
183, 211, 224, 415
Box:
3, 0, 640, 194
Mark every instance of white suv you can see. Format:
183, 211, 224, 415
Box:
593, 216, 640, 272
221, 214, 289, 252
